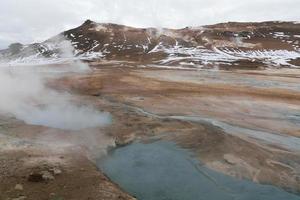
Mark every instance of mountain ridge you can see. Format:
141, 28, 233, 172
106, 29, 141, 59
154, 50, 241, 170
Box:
1, 19, 300, 69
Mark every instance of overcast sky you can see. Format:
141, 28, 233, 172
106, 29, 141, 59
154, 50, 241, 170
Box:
0, 0, 300, 49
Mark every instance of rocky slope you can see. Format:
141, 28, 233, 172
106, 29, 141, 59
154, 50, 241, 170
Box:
1, 20, 300, 68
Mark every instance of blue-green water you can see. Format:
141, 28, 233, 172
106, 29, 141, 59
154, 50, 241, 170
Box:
98, 141, 300, 200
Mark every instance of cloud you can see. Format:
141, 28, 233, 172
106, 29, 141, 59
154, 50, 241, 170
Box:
0, 0, 300, 48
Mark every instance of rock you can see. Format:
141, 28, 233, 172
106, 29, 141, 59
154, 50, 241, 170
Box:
27, 170, 55, 182
41, 171, 55, 181
11, 196, 26, 200
14, 184, 23, 191
223, 154, 240, 165
50, 168, 62, 175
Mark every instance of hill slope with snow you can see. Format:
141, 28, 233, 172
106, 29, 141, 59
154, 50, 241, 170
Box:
1, 20, 300, 68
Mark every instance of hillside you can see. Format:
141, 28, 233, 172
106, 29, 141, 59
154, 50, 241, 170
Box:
1, 20, 300, 69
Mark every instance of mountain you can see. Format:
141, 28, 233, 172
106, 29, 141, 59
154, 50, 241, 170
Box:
1, 20, 300, 69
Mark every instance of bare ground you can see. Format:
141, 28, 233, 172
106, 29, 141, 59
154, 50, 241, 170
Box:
1, 65, 300, 199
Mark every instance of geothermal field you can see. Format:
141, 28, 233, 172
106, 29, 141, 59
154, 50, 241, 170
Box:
0, 20, 300, 200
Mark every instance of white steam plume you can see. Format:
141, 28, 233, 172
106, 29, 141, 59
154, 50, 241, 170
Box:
0, 39, 111, 130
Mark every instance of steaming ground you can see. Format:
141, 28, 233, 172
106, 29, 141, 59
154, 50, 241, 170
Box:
0, 56, 300, 200
0, 65, 111, 130
1, 20, 300, 199
0, 60, 123, 199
